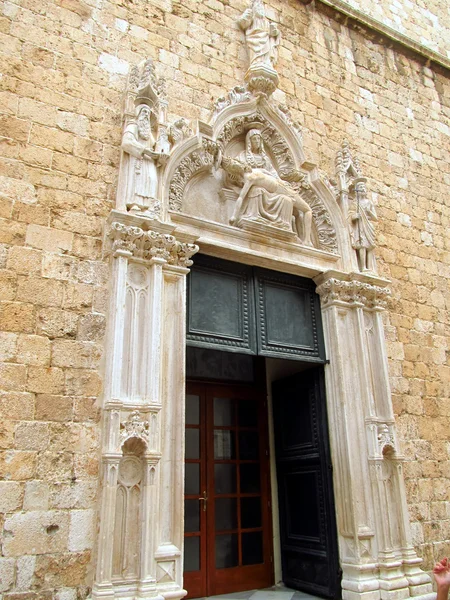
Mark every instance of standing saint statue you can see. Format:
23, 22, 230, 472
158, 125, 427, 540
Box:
224, 129, 312, 246
121, 104, 168, 214
350, 179, 377, 272
238, 0, 280, 69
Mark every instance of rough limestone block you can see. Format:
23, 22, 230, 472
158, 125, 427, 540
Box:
23, 480, 50, 511
0, 557, 15, 592
3, 510, 70, 557
68, 509, 95, 551
25, 224, 73, 253
16, 555, 36, 591
0, 481, 23, 512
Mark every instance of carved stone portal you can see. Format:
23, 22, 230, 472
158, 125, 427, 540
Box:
93, 2, 433, 600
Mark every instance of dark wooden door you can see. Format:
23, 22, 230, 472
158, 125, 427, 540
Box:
272, 367, 341, 599
184, 382, 273, 598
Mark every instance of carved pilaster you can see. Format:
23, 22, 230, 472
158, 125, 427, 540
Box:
94, 213, 198, 600
315, 271, 432, 600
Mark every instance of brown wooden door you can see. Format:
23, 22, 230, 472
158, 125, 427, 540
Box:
184, 382, 273, 598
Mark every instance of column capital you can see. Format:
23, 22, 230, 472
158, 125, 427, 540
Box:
315, 270, 391, 309
106, 211, 199, 267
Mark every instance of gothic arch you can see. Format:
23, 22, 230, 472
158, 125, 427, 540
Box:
162, 96, 355, 269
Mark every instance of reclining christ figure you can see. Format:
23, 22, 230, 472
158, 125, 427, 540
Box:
222, 129, 312, 246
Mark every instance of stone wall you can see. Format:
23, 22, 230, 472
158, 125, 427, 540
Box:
0, 0, 449, 597
339, 0, 450, 58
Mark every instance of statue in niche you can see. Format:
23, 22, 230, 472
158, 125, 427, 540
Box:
238, 0, 280, 70
222, 129, 312, 245
121, 104, 168, 214
350, 178, 377, 272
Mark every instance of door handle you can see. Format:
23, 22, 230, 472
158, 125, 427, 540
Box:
199, 490, 208, 512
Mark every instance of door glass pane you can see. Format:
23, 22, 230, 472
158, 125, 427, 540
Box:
214, 397, 234, 426
238, 400, 258, 427
214, 429, 235, 459
239, 431, 259, 460
215, 464, 236, 494
215, 498, 237, 531
241, 497, 261, 529
242, 531, 263, 565
184, 536, 200, 572
240, 464, 260, 493
185, 499, 200, 533
186, 429, 200, 459
215, 533, 238, 569
186, 394, 200, 425
185, 463, 200, 495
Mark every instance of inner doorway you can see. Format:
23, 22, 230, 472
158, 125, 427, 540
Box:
183, 379, 273, 598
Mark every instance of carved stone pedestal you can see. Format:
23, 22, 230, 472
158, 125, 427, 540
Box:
238, 217, 298, 243
245, 64, 279, 96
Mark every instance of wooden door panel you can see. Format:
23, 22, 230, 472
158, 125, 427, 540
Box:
272, 368, 341, 599
183, 386, 207, 599
184, 381, 273, 598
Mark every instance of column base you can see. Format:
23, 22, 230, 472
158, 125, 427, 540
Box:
91, 583, 116, 600
342, 562, 380, 600
159, 589, 187, 600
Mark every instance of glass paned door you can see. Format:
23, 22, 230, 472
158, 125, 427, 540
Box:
184, 382, 273, 598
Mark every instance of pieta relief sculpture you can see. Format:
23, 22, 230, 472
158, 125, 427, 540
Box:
219, 128, 313, 245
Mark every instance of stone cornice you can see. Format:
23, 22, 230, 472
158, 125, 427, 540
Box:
106, 212, 199, 267
313, 0, 450, 73
315, 270, 391, 308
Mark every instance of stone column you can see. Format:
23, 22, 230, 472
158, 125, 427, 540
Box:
315, 271, 433, 600
154, 263, 190, 600
92, 217, 198, 600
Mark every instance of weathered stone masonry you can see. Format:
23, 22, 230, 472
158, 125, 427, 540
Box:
0, 0, 448, 598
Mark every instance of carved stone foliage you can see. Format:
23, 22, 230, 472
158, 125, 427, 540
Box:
276, 103, 303, 138
119, 410, 150, 449
168, 139, 221, 211
316, 278, 391, 309
107, 222, 199, 267
212, 85, 252, 118
377, 424, 396, 455
296, 185, 338, 254
168, 118, 193, 147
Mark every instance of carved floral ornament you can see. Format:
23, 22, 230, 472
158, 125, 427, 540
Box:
315, 278, 391, 309
107, 221, 199, 267
377, 424, 396, 455
119, 410, 150, 449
